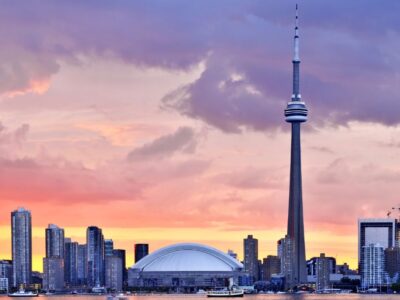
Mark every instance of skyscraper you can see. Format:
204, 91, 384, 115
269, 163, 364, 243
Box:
11, 208, 32, 288
315, 253, 330, 291
64, 240, 79, 287
134, 244, 149, 263
105, 256, 123, 291
384, 247, 400, 281
243, 235, 259, 282
43, 257, 64, 291
44, 224, 65, 291
86, 226, 104, 287
0, 260, 13, 292
358, 218, 396, 276
45, 224, 65, 258
283, 5, 308, 288
77, 244, 87, 286
362, 244, 386, 289
104, 239, 114, 257
307, 256, 336, 276
112, 249, 127, 286
280, 235, 293, 281
261, 256, 281, 281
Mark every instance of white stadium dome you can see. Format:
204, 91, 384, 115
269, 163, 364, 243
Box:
131, 243, 243, 272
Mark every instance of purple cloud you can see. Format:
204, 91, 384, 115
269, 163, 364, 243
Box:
1, 0, 400, 131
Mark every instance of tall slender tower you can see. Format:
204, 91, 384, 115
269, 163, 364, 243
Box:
86, 226, 104, 287
45, 224, 65, 258
11, 208, 32, 288
284, 4, 308, 288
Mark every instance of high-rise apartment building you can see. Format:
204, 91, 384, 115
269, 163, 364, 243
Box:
104, 239, 114, 257
43, 257, 64, 291
0, 260, 13, 292
358, 218, 396, 276
112, 249, 127, 286
77, 244, 87, 286
316, 253, 330, 291
65, 240, 78, 287
11, 208, 32, 288
361, 243, 386, 289
43, 224, 65, 291
261, 256, 280, 281
307, 256, 336, 276
134, 244, 149, 263
105, 256, 123, 291
244, 235, 259, 282
384, 247, 400, 281
86, 226, 104, 287
45, 224, 65, 258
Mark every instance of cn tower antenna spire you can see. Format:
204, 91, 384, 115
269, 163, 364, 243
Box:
294, 4, 300, 63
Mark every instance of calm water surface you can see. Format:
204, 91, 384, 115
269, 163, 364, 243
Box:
1, 295, 400, 300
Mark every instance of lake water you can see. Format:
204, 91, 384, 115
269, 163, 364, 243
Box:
0, 295, 399, 300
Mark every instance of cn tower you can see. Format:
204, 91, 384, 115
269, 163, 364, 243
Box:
284, 4, 308, 287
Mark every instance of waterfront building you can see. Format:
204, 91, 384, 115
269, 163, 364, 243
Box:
45, 224, 65, 258
384, 247, 400, 281
307, 256, 336, 276
105, 239, 114, 257
77, 244, 87, 286
105, 255, 123, 291
128, 243, 245, 291
44, 224, 65, 291
64, 240, 78, 287
283, 5, 308, 288
43, 257, 64, 291
30, 271, 43, 290
11, 208, 32, 288
112, 249, 127, 286
0, 260, 12, 292
86, 226, 104, 287
358, 218, 396, 276
134, 243, 149, 263
0, 278, 8, 293
261, 256, 280, 281
280, 235, 293, 281
316, 253, 330, 291
244, 235, 259, 282
361, 243, 387, 289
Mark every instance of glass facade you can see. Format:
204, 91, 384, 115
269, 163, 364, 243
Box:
358, 218, 396, 277
11, 208, 32, 288
86, 226, 104, 287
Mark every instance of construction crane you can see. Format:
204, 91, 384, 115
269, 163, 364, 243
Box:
387, 206, 400, 219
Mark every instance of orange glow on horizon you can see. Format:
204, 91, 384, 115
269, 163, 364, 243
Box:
0, 225, 358, 273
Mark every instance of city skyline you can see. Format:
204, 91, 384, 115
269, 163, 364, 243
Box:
1, 0, 400, 273
2, 207, 359, 274
6, 206, 400, 292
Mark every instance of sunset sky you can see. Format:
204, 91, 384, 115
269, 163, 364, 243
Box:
1, 0, 400, 272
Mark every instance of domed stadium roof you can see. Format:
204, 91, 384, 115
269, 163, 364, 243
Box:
131, 243, 243, 272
